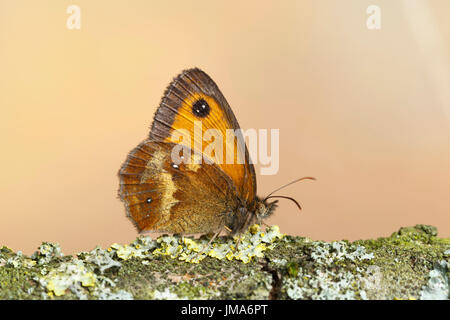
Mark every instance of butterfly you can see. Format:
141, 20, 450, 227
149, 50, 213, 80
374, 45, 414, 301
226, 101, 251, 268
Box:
118, 68, 313, 237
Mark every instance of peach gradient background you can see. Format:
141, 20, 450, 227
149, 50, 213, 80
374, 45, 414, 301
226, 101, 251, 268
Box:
1, 1, 449, 255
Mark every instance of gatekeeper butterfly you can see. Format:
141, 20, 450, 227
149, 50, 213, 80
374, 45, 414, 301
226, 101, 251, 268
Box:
118, 68, 314, 236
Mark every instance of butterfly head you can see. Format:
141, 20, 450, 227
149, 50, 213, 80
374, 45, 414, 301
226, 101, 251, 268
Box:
255, 197, 278, 221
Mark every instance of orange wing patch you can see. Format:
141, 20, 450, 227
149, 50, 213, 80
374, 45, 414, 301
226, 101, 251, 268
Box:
149, 68, 256, 205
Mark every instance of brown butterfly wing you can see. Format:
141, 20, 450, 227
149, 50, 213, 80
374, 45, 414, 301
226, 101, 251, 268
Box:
149, 68, 256, 206
118, 140, 239, 233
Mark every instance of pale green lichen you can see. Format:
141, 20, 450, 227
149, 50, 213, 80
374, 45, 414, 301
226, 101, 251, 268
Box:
34, 244, 133, 299
31, 242, 63, 265
109, 224, 284, 264
4, 251, 36, 269
0, 224, 448, 300
36, 259, 96, 298
37, 256, 133, 299
79, 247, 122, 274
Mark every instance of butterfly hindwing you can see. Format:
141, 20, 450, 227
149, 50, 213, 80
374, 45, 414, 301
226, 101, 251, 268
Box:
119, 140, 239, 233
149, 68, 257, 206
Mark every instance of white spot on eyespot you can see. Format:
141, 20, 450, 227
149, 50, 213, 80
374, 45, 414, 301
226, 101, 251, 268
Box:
172, 164, 179, 169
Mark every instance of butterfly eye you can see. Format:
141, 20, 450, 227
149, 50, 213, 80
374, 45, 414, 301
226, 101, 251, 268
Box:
192, 99, 210, 118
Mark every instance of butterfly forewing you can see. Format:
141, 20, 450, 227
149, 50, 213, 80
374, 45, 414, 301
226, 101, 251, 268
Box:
149, 68, 257, 206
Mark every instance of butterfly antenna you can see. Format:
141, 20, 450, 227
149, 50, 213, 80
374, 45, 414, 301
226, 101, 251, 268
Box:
263, 177, 316, 201
265, 195, 303, 212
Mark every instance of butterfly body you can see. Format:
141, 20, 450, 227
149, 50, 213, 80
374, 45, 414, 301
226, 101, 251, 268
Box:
119, 68, 277, 235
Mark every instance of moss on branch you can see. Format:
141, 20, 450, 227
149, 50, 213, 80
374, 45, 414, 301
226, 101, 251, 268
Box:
0, 224, 448, 300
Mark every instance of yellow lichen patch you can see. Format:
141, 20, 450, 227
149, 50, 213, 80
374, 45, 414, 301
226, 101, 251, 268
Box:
182, 238, 201, 252
105, 225, 284, 266
47, 279, 68, 296
110, 243, 150, 260
115, 245, 134, 260
80, 272, 96, 287
40, 260, 98, 297
151, 225, 284, 264
249, 224, 260, 234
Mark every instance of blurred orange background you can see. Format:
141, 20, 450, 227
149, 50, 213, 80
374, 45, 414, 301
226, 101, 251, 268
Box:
1, 0, 449, 255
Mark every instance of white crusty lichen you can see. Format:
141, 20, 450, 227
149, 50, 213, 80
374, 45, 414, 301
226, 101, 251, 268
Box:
284, 241, 374, 300
37, 257, 133, 299
36, 259, 96, 298
310, 241, 374, 265
81, 247, 122, 274
34, 244, 133, 299
285, 268, 364, 300
420, 260, 449, 300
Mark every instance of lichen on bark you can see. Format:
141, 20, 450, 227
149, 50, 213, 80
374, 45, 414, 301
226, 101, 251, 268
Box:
0, 224, 448, 300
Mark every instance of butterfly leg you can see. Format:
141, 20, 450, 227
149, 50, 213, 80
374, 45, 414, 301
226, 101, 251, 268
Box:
261, 221, 270, 228
188, 224, 225, 266
235, 234, 243, 251
233, 208, 255, 251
